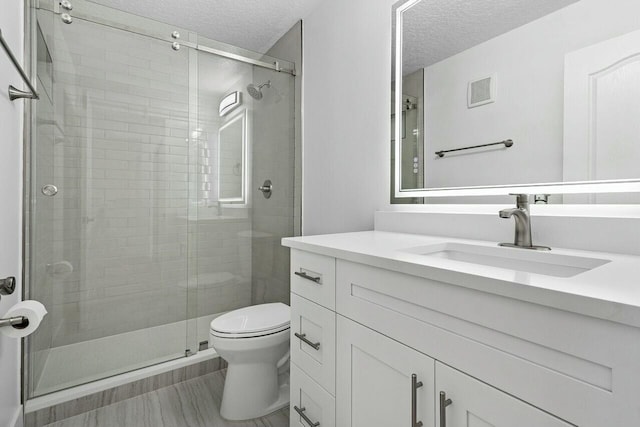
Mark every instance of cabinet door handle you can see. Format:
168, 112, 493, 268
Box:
411, 374, 424, 427
294, 271, 321, 283
439, 391, 453, 427
294, 405, 320, 427
294, 332, 321, 350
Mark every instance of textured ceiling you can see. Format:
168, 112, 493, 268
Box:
401, 0, 580, 75
88, 0, 321, 53
89, 0, 581, 70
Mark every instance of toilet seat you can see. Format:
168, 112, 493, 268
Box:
210, 303, 290, 339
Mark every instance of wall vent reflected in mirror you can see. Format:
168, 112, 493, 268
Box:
219, 91, 242, 117
468, 75, 496, 108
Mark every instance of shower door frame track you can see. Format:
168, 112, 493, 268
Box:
34, 0, 296, 76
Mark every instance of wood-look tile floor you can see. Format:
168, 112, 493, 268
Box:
44, 370, 289, 427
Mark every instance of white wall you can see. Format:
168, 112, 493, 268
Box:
302, 0, 393, 235
423, 0, 640, 189
0, 2, 25, 426
301, 0, 640, 259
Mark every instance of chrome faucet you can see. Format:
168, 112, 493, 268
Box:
499, 194, 550, 251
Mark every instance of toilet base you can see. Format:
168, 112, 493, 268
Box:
219, 363, 290, 421
264, 381, 290, 415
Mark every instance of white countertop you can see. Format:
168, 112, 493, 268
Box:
282, 231, 640, 328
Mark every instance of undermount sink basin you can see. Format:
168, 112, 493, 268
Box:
400, 243, 610, 278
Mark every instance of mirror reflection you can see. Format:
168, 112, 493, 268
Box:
393, 0, 640, 203
218, 111, 246, 203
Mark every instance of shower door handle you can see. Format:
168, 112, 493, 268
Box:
41, 184, 58, 196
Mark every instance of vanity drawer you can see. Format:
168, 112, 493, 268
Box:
291, 362, 335, 427
291, 249, 336, 310
291, 292, 336, 395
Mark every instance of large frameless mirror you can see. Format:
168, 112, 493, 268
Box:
392, 0, 640, 203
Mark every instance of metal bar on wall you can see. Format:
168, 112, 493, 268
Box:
435, 139, 514, 158
0, 28, 39, 100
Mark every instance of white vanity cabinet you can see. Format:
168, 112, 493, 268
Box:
287, 241, 640, 427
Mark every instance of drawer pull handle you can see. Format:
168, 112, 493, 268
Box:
439, 391, 453, 427
294, 405, 320, 427
294, 332, 321, 350
295, 271, 321, 283
411, 374, 424, 427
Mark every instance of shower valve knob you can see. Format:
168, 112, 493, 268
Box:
172, 42, 181, 51
60, 0, 73, 10
258, 180, 273, 199
171, 31, 180, 39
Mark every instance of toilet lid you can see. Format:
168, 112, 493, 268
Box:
210, 303, 290, 336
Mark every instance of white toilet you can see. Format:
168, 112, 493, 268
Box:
210, 303, 291, 421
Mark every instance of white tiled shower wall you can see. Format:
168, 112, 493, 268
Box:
47, 21, 193, 347
250, 22, 301, 306
193, 53, 254, 323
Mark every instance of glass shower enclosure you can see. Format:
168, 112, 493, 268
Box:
25, 0, 297, 398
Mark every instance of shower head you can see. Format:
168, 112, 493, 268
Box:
246, 80, 271, 100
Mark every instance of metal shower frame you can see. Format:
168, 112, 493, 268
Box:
35, 0, 296, 76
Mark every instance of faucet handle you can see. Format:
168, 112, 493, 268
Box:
508, 193, 530, 207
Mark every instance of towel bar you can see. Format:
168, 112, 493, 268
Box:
0, 28, 39, 101
435, 139, 513, 158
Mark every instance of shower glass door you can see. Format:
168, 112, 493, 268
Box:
27, 4, 197, 397
26, 0, 298, 400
